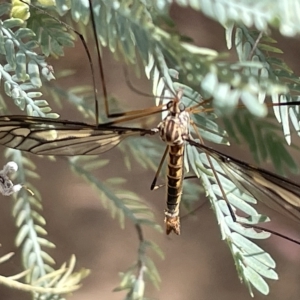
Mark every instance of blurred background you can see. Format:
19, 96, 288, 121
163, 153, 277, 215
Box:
1, 3, 300, 300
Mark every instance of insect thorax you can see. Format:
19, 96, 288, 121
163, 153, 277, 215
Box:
158, 111, 190, 145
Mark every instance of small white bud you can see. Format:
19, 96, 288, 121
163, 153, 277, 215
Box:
3, 162, 18, 174
0, 162, 31, 196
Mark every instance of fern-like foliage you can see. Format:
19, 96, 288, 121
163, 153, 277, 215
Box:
5, 148, 89, 300
173, 0, 300, 37
83, 0, 294, 118
0, 2, 57, 117
187, 143, 277, 296
1, 0, 300, 299
68, 155, 163, 295
234, 26, 300, 144
146, 63, 281, 295
0, 251, 86, 296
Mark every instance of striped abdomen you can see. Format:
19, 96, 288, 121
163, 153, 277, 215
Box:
165, 144, 185, 235
158, 108, 190, 235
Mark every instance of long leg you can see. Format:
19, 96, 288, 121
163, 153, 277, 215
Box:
150, 146, 169, 190
87, 0, 170, 121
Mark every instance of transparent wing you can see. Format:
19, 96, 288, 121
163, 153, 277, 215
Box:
0, 116, 154, 155
186, 139, 300, 222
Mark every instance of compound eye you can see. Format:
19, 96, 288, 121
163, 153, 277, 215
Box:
166, 101, 173, 109
178, 103, 185, 112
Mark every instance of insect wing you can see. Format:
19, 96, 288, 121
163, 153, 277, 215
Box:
0, 116, 154, 155
186, 139, 300, 223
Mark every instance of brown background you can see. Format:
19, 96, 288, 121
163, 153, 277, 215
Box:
1, 4, 300, 300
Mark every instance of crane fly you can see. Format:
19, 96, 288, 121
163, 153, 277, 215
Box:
1, 89, 300, 237
0, 89, 204, 235
3, 0, 300, 239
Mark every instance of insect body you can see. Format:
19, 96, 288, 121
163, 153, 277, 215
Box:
1, 93, 300, 236
0, 93, 193, 235
157, 93, 190, 234
3, 0, 300, 239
